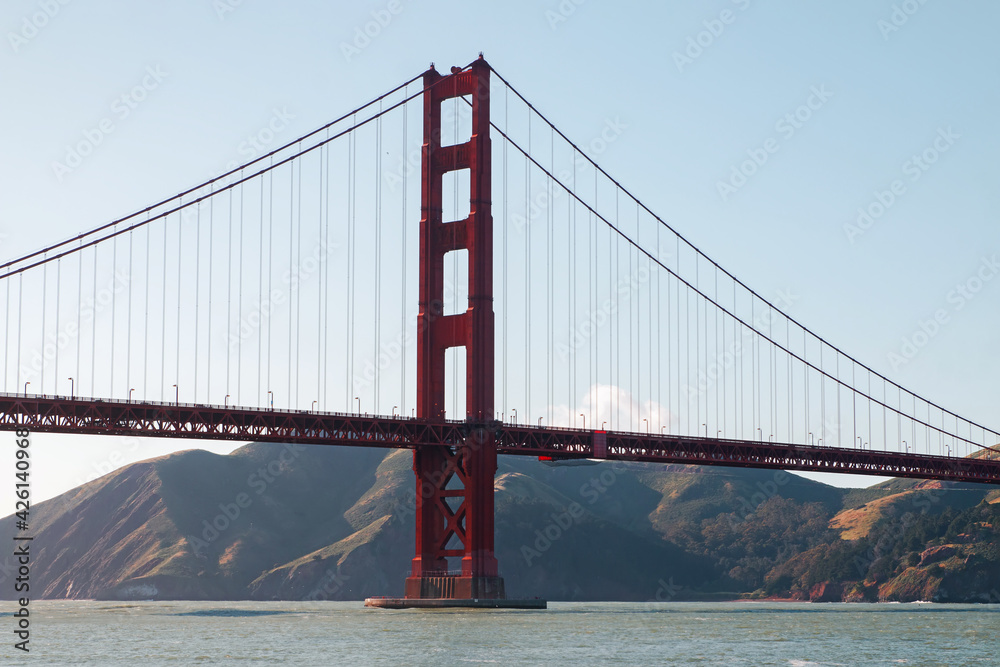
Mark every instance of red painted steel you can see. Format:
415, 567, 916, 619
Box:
3, 394, 998, 486
408, 56, 502, 599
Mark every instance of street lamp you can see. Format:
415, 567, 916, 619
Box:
579, 413, 585, 429
903, 440, 908, 453
268, 390, 273, 409
313, 400, 318, 411
602, 421, 607, 430
511, 408, 517, 424
392, 406, 398, 417
129, 388, 135, 403
809, 431, 814, 446
857, 436, 863, 449
68, 377, 74, 400
355, 396, 361, 414
703, 423, 708, 437
643, 418, 648, 433
225, 394, 230, 407
23, 381, 30, 397
769, 434, 774, 443
172, 384, 178, 405
757, 427, 762, 441
661, 426, 666, 434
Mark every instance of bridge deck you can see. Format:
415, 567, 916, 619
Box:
1, 394, 997, 486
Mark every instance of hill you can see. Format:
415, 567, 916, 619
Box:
3, 442, 999, 602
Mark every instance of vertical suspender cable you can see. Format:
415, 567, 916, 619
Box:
288, 159, 295, 407
144, 214, 151, 398
126, 226, 132, 397
296, 145, 303, 407
401, 90, 408, 416
161, 214, 168, 400
227, 187, 233, 402
207, 194, 214, 400
267, 161, 274, 406
176, 209, 183, 400
375, 103, 382, 413
195, 202, 201, 402
55, 258, 61, 395
41, 259, 47, 393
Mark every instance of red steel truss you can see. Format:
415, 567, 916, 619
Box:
2, 394, 998, 485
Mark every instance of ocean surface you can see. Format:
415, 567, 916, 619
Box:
6, 600, 999, 665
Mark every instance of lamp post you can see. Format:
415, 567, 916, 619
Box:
313, 400, 318, 411
538, 417, 543, 427
173, 384, 178, 405
392, 406, 398, 417
903, 440, 908, 453
23, 381, 30, 397
268, 390, 273, 409
68, 377, 74, 400
579, 413, 585, 429
511, 408, 517, 424
355, 396, 360, 414
225, 394, 230, 407
129, 388, 135, 403
643, 418, 648, 433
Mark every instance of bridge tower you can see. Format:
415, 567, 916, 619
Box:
403, 56, 507, 602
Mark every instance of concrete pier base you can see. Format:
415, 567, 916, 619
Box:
364, 597, 547, 610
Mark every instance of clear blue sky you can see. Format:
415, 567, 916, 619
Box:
2, 0, 998, 499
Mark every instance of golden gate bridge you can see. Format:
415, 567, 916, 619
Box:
1, 56, 998, 607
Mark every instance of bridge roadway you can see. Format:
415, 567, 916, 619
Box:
1, 393, 997, 485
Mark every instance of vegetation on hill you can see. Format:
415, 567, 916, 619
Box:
2, 442, 999, 602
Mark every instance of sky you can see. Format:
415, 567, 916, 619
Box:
2, 0, 999, 501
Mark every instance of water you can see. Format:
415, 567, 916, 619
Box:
7, 601, 999, 665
